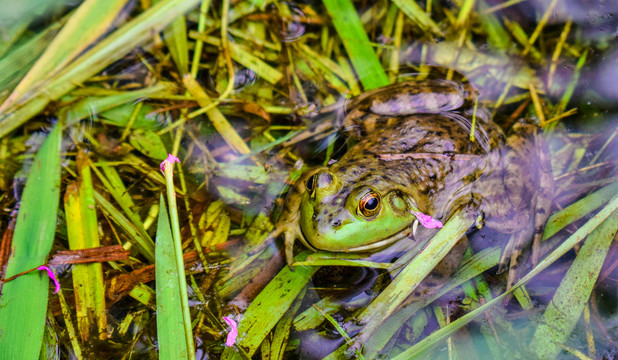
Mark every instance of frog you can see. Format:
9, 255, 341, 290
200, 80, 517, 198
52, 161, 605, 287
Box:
270, 77, 553, 288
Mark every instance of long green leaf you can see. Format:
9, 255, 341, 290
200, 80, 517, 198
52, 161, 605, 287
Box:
543, 181, 618, 240
153, 0, 189, 74
0, 0, 202, 139
353, 208, 475, 347
390, 193, 618, 359
0, 0, 130, 111
322, 0, 389, 90
63, 151, 106, 341
222, 252, 317, 359
529, 209, 618, 359
162, 157, 195, 357
155, 194, 192, 360
0, 16, 66, 95
0, 123, 63, 359
62, 83, 172, 125
391, 0, 442, 35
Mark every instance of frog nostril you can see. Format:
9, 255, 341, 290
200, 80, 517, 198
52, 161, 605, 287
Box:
332, 220, 341, 227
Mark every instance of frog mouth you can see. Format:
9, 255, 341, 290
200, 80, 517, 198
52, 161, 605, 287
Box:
299, 223, 416, 253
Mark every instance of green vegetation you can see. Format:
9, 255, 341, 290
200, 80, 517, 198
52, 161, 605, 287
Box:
0, 0, 616, 359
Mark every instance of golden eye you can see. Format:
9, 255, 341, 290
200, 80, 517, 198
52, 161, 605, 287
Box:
358, 192, 381, 217
305, 174, 316, 193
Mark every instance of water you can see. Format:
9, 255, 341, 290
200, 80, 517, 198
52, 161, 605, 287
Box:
0, 0, 617, 359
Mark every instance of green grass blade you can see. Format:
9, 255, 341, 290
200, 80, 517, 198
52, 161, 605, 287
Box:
0, 0, 202, 139
1, 0, 130, 111
529, 209, 618, 359
153, 0, 189, 75
0, 10, 32, 59
155, 194, 192, 360
164, 17, 189, 75
62, 84, 171, 125
478, 0, 512, 50
0, 17, 66, 96
353, 208, 475, 347
322, 0, 389, 90
221, 252, 317, 359
63, 151, 107, 341
362, 247, 501, 359
390, 193, 618, 359
93, 164, 156, 258
161, 156, 195, 356
0, 123, 63, 359
94, 190, 156, 262
543, 181, 618, 240
391, 0, 442, 35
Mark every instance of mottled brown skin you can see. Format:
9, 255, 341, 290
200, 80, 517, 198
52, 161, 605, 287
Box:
273, 78, 553, 288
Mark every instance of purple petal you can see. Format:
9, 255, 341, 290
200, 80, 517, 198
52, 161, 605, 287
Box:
160, 153, 181, 172
222, 316, 238, 347
37, 266, 60, 294
413, 212, 444, 229
166, 153, 181, 164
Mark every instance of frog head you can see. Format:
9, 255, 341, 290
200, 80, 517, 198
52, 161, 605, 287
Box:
298, 170, 420, 253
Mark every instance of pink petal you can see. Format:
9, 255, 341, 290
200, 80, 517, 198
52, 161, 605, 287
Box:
37, 266, 60, 294
222, 316, 238, 347
413, 212, 444, 229
160, 153, 181, 172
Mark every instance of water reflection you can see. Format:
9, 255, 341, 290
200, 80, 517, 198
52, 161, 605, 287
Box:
1, 0, 617, 358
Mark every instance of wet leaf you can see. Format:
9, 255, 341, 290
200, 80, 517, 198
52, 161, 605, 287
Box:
129, 130, 168, 161
63, 84, 170, 126
0, 0, 203, 139
388, 194, 618, 359
322, 0, 389, 90
0, 123, 62, 358
391, 0, 441, 35
221, 252, 317, 359
63, 151, 107, 341
99, 102, 164, 129
199, 200, 231, 247
530, 208, 618, 359
352, 208, 476, 348
155, 194, 192, 360
1, 0, 131, 111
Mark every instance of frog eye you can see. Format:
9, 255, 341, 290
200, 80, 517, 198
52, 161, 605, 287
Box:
358, 192, 381, 217
305, 174, 316, 193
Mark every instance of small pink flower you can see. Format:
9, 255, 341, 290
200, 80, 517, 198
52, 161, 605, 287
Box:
37, 266, 60, 294
222, 316, 238, 347
159, 154, 180, 172
413, 212, 444, 229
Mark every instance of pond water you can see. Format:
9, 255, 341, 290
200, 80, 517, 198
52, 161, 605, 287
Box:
0, 0, 617, 359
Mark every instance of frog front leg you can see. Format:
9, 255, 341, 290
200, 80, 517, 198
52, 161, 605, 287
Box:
267, 171, 315, 266
474, 122, 554, 287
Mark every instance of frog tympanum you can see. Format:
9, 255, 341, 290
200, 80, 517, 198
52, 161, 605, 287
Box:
271, 78, 553, 286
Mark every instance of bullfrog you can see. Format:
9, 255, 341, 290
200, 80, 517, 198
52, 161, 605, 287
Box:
271, 78, 553, 286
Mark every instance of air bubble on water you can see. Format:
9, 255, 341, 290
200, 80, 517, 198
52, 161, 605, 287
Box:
281, 2, 306, 43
